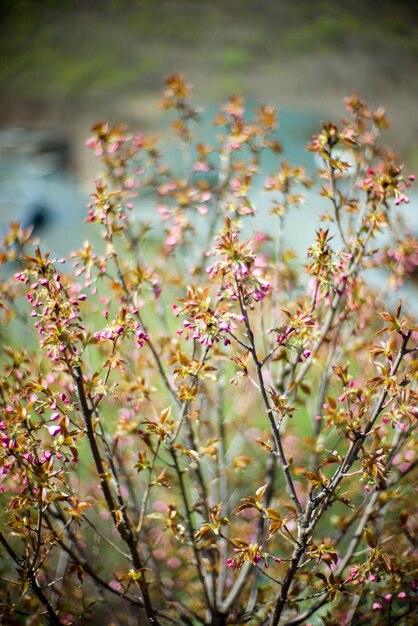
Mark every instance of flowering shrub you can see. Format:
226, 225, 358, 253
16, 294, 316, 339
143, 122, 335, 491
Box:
0, 76, 417, 626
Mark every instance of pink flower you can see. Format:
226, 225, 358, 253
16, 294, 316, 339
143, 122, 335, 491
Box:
153, 500, 168, 514
109, 580, 123, 592
194, 161, 210, 172
135, 326, 150, 348
85, 137, 97, 149
394, 192, 410, 206
253, 553, 262, 564
15, 271, 29, 284
153, 549, 166, 560
158, 182, 177, 196
132, 133, 144, 148
47, 424, 61, 437
372, 602, 382, 610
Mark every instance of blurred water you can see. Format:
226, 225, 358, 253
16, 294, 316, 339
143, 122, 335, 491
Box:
0, 115, 417, 311
0, 128, 87, 257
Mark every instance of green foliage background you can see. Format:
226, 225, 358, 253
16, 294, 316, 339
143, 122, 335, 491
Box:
1, 0, 418, 170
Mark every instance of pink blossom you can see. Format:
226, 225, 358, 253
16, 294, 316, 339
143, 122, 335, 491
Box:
15, 271, 29, 284
194, 161, 210, 172
153, 549, 166, 560
394, 192, 410, 206
109, 580, 123, 592
47, 424, 61, 437
158, 182, 177, 195
135, 325, 150, 348
253, 553, 262, 564
153, 500, 168, 513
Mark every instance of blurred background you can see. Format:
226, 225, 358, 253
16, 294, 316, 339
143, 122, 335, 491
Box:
1, 0, 418, 256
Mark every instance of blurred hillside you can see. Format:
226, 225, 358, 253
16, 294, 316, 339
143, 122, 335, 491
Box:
1, 0, 418, 178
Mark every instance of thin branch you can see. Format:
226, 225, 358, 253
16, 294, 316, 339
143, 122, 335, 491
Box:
0, 531, 64, 626
237, 281, 303, 518
72, 363, 161, 626
136, 442, 161, 535
309, 330, 412, 530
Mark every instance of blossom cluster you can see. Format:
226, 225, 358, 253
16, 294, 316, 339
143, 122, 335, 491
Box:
0, 80, 416, 626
